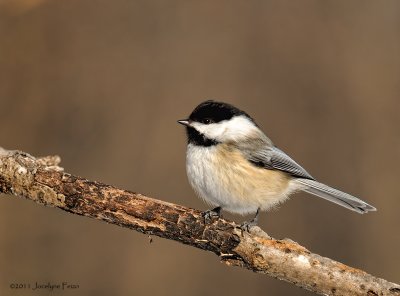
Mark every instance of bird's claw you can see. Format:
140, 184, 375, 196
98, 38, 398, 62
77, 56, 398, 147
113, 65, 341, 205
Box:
239, 219, 258, 233
201, 207, 221, 224
239, 208, 260, 233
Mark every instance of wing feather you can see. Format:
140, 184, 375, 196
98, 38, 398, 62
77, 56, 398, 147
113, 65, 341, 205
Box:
239, 141, 314, 180
269, 147, 314, 179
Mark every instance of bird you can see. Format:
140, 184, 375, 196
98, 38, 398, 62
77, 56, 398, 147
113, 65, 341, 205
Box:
178, 100, 376, 230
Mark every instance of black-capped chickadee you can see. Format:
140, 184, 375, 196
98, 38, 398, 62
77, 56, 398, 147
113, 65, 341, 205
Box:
178, 100, 376, 229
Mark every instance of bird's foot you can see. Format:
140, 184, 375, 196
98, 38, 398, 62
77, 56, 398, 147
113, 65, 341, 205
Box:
201, 207, 222, 224
239, 208, 260, 233
239, 219, 258, 233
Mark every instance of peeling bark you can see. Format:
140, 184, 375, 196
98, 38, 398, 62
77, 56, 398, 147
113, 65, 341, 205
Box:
0, 147, 399, 296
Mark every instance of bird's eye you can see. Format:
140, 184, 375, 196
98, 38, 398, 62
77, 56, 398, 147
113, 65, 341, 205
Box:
202, 118, 213, 124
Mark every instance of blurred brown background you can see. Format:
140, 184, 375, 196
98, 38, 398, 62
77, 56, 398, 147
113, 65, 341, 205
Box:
0, 1, 399, 295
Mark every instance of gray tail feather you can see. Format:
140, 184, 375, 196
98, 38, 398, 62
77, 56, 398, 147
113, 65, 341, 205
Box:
295, 179, 377, 214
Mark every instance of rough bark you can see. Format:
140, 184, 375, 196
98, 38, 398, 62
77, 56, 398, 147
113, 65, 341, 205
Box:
0, 147, 399, 296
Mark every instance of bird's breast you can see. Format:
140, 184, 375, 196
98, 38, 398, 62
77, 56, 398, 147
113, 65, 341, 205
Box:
186, 143, 294, 214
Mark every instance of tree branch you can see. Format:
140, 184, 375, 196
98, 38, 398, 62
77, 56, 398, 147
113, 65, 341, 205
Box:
0, 147, 398, 296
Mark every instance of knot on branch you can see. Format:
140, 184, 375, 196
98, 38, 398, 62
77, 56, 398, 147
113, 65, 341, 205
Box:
0, 148, 64, 206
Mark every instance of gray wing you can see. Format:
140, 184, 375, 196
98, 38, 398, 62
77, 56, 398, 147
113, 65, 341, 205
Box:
241, 142, 315, 180
237, 139, 376, 214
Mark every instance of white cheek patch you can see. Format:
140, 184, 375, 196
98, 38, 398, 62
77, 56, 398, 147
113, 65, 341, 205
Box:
191, 121, 226, 140
191, 115, 258, 142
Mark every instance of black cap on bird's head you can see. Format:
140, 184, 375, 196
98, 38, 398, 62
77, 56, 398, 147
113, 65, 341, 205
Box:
178, 100, 258, 146
178, 100, 254, 125
189, 100, 253, 124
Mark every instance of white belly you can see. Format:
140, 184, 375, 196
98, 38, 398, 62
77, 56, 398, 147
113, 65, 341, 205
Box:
186, 143, 302, 215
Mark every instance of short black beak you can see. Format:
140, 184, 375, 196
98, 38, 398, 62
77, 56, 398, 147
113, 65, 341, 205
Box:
177, 119, 190, 127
